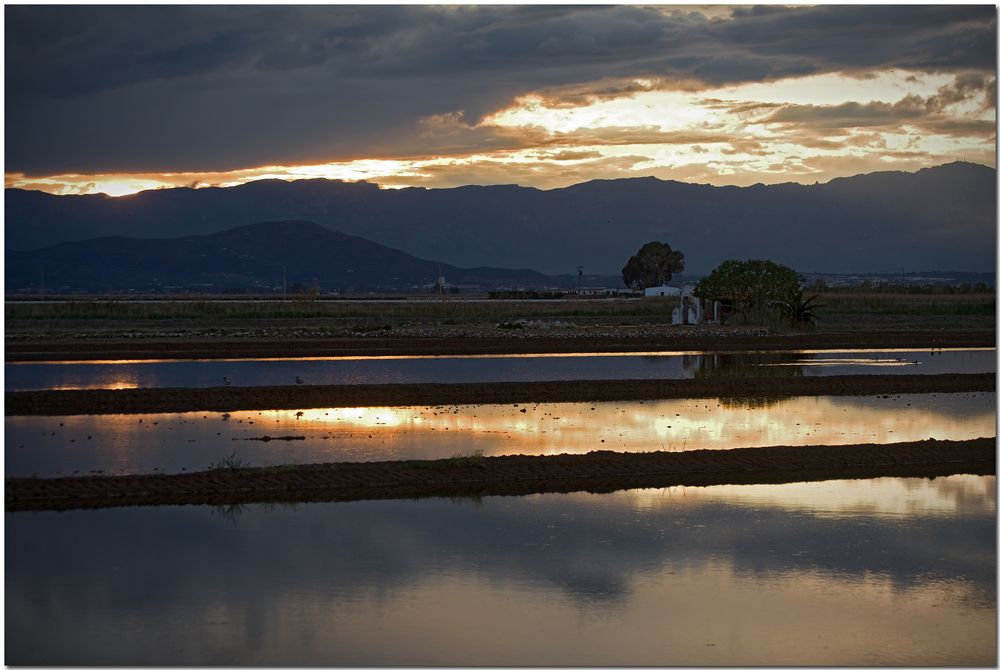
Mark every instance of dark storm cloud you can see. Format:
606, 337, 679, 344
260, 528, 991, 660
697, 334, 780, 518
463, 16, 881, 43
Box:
714, 5, 995, 74
5, 4, 995, 175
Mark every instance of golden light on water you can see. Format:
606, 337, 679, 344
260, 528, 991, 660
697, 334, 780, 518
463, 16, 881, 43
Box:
49, 382, 142, 391
8, 348, 991, 367
299, 407, 407, 429
610, 474, 997, 516
48, 376, 142, 391
293, 553, 994, 666
12, 395, 995, 490
254, 395, 995, 457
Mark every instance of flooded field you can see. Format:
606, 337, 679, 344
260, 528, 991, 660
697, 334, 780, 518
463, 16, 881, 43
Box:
6, 393, 994, 477
6, 475, 994, 666
5, 348, 994, 391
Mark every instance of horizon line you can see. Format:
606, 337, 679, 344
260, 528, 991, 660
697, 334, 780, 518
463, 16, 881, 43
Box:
5, 160, 992, 200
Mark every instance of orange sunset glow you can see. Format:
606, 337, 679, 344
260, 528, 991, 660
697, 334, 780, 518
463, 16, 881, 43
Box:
6, 6, 995, 197
7, 66, 995, 197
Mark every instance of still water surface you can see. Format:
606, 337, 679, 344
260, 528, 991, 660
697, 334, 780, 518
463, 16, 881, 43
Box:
6, 393, 994, 476
6, 475, 995, 665
5, 348, 993, 391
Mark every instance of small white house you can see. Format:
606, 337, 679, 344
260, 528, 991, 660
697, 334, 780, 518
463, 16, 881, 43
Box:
644, 284, 681, 297
672, 285, 722, 325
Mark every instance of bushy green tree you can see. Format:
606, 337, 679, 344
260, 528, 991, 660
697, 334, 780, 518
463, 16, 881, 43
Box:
694, 259, 806, 324
621, 241, 685, 290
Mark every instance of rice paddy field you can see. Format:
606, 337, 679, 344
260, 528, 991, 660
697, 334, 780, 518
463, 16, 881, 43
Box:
6, 290, 996, 666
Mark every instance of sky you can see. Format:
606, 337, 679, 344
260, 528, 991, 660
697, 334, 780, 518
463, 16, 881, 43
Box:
5, 4, 997, 196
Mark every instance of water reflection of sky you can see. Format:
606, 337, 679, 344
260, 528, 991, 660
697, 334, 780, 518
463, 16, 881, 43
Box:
6, 476, 994, 666
5, 348, 994, 391
6, 393, 994, 476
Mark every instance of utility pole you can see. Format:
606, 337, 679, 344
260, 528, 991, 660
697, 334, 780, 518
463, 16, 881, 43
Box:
577, 266, 583, 294
283, 265, 287, 302
40, 262, 44, 299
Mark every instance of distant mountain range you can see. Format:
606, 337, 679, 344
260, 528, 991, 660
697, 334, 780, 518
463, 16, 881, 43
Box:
5, 161, 996, 277
6, 220, 578, 293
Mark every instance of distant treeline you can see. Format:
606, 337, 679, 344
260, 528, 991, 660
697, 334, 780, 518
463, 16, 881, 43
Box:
806, 280, 994, 295
487, 290, 566, 300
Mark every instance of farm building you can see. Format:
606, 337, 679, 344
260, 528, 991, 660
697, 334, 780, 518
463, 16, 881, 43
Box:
643, 285, 681, 297
672, 285, 726, 325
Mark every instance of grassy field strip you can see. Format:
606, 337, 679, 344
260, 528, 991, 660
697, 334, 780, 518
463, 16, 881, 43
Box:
6, 292, 994, 321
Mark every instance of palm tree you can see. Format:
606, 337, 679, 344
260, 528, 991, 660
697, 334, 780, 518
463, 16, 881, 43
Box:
778, 288, 822, 327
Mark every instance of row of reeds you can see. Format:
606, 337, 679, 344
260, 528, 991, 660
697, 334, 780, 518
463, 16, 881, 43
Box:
5, 291, 993, 322
4, 296, 681, 321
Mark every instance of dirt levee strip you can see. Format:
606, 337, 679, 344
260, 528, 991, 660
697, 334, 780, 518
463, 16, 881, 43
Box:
6, 438, 995, 512
5, 373, 995, 416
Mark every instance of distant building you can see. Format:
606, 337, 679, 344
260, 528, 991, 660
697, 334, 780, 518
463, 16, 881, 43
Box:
644, 285, 681, 297
431, 273, 460, 294
566, 287, 640, 297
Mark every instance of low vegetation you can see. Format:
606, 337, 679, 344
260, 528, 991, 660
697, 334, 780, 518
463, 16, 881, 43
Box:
4, 296, 678, 324
4, 288, 993, 339
817, 292, 995, 316
209, 451, 249, 471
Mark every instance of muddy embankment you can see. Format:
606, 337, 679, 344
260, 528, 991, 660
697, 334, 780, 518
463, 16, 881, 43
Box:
6, 373, 995, 416
6, 438, 995, 512
5, 329, 995, 362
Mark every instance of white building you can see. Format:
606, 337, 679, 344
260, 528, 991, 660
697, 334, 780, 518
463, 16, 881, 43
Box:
672, 285, 722, 325
643, 284, 681, 297
571, 287, 640, 296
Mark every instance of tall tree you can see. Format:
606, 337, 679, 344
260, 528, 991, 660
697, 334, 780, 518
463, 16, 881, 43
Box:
694, 258, 804, 322
621, 241, 685, 289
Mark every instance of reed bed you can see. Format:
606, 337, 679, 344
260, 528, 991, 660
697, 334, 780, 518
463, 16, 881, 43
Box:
5, 296, 680, 322
817, 292, 995, 316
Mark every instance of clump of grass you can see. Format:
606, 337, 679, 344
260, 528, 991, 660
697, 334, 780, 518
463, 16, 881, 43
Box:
209, 450, 248, 471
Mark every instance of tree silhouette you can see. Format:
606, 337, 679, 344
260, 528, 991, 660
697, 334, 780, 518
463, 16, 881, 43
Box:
621, 241, 685, 289
694, 259, 805, 324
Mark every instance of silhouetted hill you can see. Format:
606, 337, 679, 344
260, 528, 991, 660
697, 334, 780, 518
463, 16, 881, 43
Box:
5, 220, 566, 293
5, 162, 995, 275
